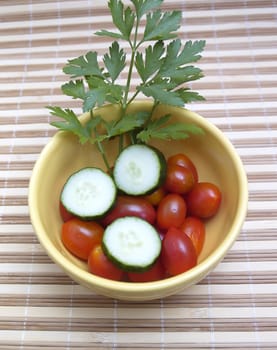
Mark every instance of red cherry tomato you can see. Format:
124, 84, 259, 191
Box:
101, 195, 156, 226
61, 218, 104, 260
161, 226, 197, 276
127, 258, 165, 282
165, 164, 195, 194
167, 153, 198, 183
186, 182, 222, 219
143, 187, 166, 206
88, 245, 124, 281
156, 193, 187, 230
180, 216, 205, 256
59, 201, 75, 222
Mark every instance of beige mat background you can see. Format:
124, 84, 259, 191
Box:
1, 0, 277, 349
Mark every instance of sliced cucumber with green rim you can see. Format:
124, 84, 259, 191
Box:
61, 167, 117, 220
102, 216, 162, 272
113, 144, 167, 195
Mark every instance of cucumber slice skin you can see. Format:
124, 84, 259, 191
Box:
113, 144, 167, 196
61, 167, 117, 220
102, 216, 162, 272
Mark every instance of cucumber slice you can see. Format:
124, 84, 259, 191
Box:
102, 217, 162, 272
61, 167, 116, 220
113, 144, 166, 195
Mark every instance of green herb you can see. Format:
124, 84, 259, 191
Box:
137, 114, 204, 143
48, 0, 206, 171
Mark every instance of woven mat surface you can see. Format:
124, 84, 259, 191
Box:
1, 0, 277, 349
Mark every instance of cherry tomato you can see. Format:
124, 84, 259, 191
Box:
180, 216, 205, 256
59, 201, 75, 222
167, 153, 198, 183
164, 164, 195, 194
156, 193, 187, 230
143, 187, 166, 206
127, 258, 165, 282
186, 182, 222, 219
88, 245, 124, 281
161, 226, 197, 276
101, 195, 156, 226
61, 218, 104, 260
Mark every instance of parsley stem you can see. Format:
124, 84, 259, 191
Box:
145, 100, 159, 127
118, 14, 140, 154
122, 17, 140, 109
118, 133, 124, 153
129, 132, 136, 144
122, 50, 135, 109
97, 140, 111, 172
93, 122, 111, 172
127, 90, 140, 106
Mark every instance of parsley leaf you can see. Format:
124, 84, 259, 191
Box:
83, 82, 123, 112
137, 115, 204, 143
177, 39, 206, 64
168, 66, 204, 85
103, 42, 126, 82
176, 89, 206, 103
95, 29, 124, 40
83, 89, 107, 112
138, 83, 184, 106
48, 106, 101, 144
106, 0, 135, 41
131, 0, 163, 19
158, 39, 206, 78
102, 112, 149, 138
61, 80, 86, 100
143, 10, 181, 41
63, 51, 103, 78
135, 41, 165, 82
136, 38, 206, 106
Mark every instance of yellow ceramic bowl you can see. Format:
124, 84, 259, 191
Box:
29, 101, 248, 301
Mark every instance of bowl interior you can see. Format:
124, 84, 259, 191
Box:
29, 101, 248, 300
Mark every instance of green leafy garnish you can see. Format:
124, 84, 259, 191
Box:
137, 115, 204, 143
48, 0, 206, 171
48, 106, 101, 144
63, 51, 102, 78
143, 10, 181, 41
103, 42, 126, 82
102, 112, 149, 139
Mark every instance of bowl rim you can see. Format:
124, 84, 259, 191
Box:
29, 101, 248, 297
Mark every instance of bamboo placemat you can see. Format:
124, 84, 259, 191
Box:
1, 0, 277, 349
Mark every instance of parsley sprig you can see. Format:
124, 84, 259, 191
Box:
49, 0, 206, 171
